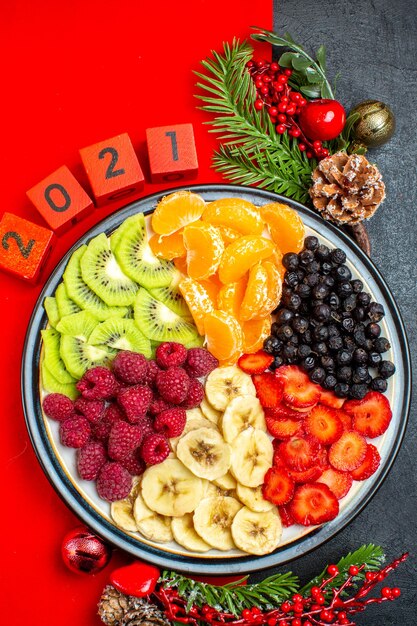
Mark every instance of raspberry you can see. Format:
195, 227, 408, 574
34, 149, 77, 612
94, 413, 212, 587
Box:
112, 351, 148, 384
184, 348, 219, 378
74, 398, 105, 424
92, 404, 124, 442
60, 416, 91, 448
120, 449, 146, 476
156, 367, 190, 405
154, 408, 187, 438
105, 403, 125, 423
137, 415, 155, 437
148, 396, 173, 415
140, 433, 170, 465
118, 385, 153, 423
77, 367, 118, 400
143, 360, 160, 387
156, 342, 187, 369
77, 441, 107, 480
181, 378, 204, 409
96, 462, 132, 501
42, 393, 74, 421
108, 421, 143, 461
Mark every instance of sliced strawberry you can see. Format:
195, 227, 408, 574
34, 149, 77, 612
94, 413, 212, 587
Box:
265, 412, 302, 439
337, 410, 353, 431
266, 403, 305, 420
317, 447, 330, 470
351, 443, 381, 481
275, 365, 321, 409
289, 483, 339, 526
252, 373, 283, 408
320, 389, 346, 409
277, 435, 320, 471
288, 464, 324, 483
305, 405, 343, 445
318, 468, 353, 499
238, 351, 274, 375
262, 467, 295, 506
278, 504, 295, 527
344, 391, 392, 439
329, 431, 367, 472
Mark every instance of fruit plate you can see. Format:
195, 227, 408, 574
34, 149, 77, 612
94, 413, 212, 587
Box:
22, 183, 411, 574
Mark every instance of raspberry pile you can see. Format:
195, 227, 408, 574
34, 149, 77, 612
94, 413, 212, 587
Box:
247, 59, 329, 160
263, 236, 395, 399
42, 344, 218, 502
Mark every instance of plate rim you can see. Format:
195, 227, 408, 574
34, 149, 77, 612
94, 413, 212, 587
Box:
21, 183, 412, 574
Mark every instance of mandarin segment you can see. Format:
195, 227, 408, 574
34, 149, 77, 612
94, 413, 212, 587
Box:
204, 310, 244, 363
178, 277, 215, 335
257, 260, 283, 317
199, 274, 223, 305
151, 191, 206, 236
202, 198, 263, 235
240, 263, 269, 322
260, 202, 305, 254
183, 222, 224, 280
217, 275, 248, 317
218, 227, 242, 245
218, 236, 276, 284
174, 256, 188, 274
148, 231, 186, 260
242, 316, 272, 354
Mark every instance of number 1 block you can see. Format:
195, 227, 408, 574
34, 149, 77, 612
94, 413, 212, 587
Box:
146, 123, 199, 183
0, 212, 54, 283
80, 133, 145, 206
26, 165, 94, 233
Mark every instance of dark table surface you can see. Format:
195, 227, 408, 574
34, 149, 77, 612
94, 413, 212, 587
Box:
255, 1, 417, 623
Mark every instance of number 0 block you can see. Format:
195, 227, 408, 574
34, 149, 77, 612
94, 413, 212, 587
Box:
26, 165, 94, 233
0, 212, 54, 283
146, 123, 199, 183
80, 133, 145, 206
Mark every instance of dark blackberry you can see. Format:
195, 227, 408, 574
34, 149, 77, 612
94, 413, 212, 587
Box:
312, 284, 329, 300
379, 361, 396, 379
374, 337, 391, 353
277, 325, 293, 341
304, 235, 319, 251
350, 384, 369, 400
352, 366, 369, 383
298, 344, 312, 358
371, 377, 388, 393
316, 244, 331, 260
282, 252, 299, 270
353, 348, 368, 364
303, 329, 313, 344
295, 283, 311, 299
313, 325, 329, 341
297, 269, 306, 282
353, 306, 366, 322
286, 293, 302, 311
364, 339, 374, 351
303, 355, 316, 370
343, 336, 356, 351
351, 279, 364, 293
334, 382, 350, 398
288, 334, 299, 346
310, 367, 326, 384
343, 294, 357, 312
368, 352, 382, 367
271, 322, 281, 336
353, 329, 367, 347
292, 317, 309, 334
283, 344, 298, 360
263, 336, 282, 354
329, 293, 340, 309
282, 286, 293, 299
299, 301, 310, 316
321, 355, 336, 371
313, 304, 331, 322
337, 366, 352, 382
368, 302, 385, 322
334, 264, 352, 281
338, 281, 353, 298
330, 248, 347, 265
322, 261, 333, 274
305, 273, 320, 287
357, 292, 371, 306
321, 275, 335, 288
285, 271, 299, 288
342, 317, 355, 333
337, 349, 353, 365
276, 309, 294, 325
323, 374, 337, 390
306, 260, 321, 274
273, 355, 284, 368
328, 324, 340, 338
329, 335, 343, 351
313, 342, 328, 356
299, 249, 315, 266
366, 323, 381, 339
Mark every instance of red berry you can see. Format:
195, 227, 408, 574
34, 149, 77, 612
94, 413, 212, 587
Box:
299, 98, 307, 106
108, 421, 143, 461
313, 140, 322, 149
329, 431, 367, 472
96, 462, 132, 501
262, 75, 272, 83
291, 619, 301, 626
298, 99, 346, 141
349, 565, 359, 576
120, 449, 146, 476
276, 124, 286, 134
310, 586, 321, 597
278, 113, 287, 123
140, 432, 170, 465
305, 405, 343, 445
275, 365, 321, 409
143, 360, 160, 387
289, 483, 339, 526
290, 127, 301, 137
344, 391, 392, 439
112, 351, 148, 384
148, 396, 173, 415
154, 407, 186, 438
392, 587, 401, 598
278, 102, 287, 113
270, 62, 279, 71
290, 92, 301, 102
185, 348, 218, 378
118, 385, 153, 423
42, 393, 74, 421
238, 350, 274, 375
261, 86, 269, 95
277, 74, 288, 83
321, 148, 329, 157
381, 587, 392, 598
316, 594, 325, 604
284, 68, 292, 76
366, 571, 377, 581
181, 378, 205, 409
269, 107, 278, 117
280, 96, 289, 103
262, 466, 295, 506
351, 443, 381, 480
281, 601, 291, 613
293, 602, 303, 613
74, 398, 105, 424
327, 564, 339, 576
275, 83, 284, 93
338, 612, 347, 620
242, 609, 253, 620
156, 367, 190, 405
60, 416, 91, 448
298, 143, 306, 151
254, 99, 264, 111
252, 372, 284, 408
77, 441, 107, 480
286, 105, 296, 116
155, 342, 187, 369
111, 561, 160, 597
77, 366, 118, 400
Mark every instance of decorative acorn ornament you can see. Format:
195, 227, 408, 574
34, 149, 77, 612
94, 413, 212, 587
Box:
350, 100, 395, 150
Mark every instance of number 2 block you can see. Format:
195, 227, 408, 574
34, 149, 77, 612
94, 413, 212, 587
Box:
0, 212, 54, 283
79, 133, 145, 206
26, 165, 94, 233
146, 123, 199, 183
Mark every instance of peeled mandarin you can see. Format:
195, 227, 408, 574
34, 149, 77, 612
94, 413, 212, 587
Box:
179, 277, 215, 335
218, 236, 276, 284
257, 260, 283, 317
151, 191, 206, 236
202, 198, 263, 235
183, 222, 224, 280
242, 316, 272, 353
174, 256, 188, 274
240, 263, 269, 322
217, 275, 248, 317
260, 202, 305, 254
204, 310, 244, 363
199, 274, 223, 305
218, 226, 242, 245
148, 231, 186, 260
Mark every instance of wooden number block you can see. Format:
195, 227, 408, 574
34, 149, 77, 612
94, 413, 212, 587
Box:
0, 212, 54, 283
79, 133, 145, 206
146, 123, 199, 183
26, 165, 94, 233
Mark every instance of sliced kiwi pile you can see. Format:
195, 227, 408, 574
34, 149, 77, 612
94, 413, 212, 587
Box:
41, 213, 200, 396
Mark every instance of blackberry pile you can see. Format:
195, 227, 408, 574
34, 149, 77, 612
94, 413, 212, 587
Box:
264, 236, 395, 399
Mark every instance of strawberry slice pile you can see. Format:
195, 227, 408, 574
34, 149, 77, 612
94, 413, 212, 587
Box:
251, 365, 391, 528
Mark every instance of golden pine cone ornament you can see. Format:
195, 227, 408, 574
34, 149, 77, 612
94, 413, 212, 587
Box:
309, 151, 385, 225
98, 585, 171, 626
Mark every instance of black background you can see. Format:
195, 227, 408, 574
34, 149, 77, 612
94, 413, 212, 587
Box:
252, 1, 417, 623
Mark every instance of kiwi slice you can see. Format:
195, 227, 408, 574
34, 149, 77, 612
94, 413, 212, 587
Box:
109, 222, 125, 254
184, 335, 205, 349
44, 297, 60, 328
55, 283, 81, 318
134, 288, 198, 343
88, 318, 151, 357
41, 329, 76, 384
149, 270, 192, 319
63, 245, 128, 320
56, 310, 99, 339
80, 233, 139, 307
113, 214, 176, 289
60, 335, 111, 379
41, 361, 79, 400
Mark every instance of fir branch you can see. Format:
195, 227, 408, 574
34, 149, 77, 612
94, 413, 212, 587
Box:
160, 570, 299, 616
300, 544, 385, 597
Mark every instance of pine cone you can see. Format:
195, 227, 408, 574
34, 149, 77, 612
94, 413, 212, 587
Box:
98, 585, 171, 626
309, 151, 385, 225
